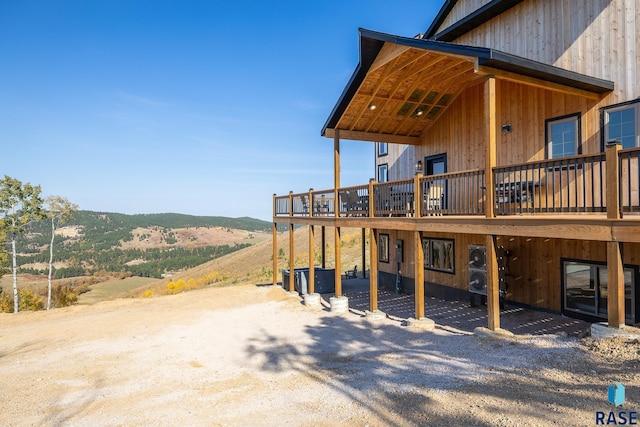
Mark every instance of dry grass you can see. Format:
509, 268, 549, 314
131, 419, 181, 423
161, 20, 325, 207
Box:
126, 226, 368, 297
1, 226, 367, 305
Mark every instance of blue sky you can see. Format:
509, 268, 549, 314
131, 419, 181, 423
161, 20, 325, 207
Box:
1, 1, 442, 221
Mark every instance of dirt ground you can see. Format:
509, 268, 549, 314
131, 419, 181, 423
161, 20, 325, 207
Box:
0, 284, 638, 427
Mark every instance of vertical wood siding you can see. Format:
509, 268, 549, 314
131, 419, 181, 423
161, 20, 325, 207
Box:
377, 228, 640, 311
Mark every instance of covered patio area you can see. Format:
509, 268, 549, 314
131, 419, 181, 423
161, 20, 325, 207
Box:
317, 277, 592, 337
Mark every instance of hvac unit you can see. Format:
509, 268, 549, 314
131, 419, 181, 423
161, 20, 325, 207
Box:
468, 245, 487, 295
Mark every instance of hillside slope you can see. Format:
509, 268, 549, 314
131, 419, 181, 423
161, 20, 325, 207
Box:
125, 226, 368, 297
14, 211, 272, 279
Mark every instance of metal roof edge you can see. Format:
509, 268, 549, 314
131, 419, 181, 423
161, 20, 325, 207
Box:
432, 0, 526, 42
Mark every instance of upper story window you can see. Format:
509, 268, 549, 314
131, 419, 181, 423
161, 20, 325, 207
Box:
546, 113, 580, 159
603, 100, 640, 149
377, 142, 388, 157
377, 163, 388, 182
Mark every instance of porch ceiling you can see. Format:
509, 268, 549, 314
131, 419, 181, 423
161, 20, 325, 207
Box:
322, 28, 614, 145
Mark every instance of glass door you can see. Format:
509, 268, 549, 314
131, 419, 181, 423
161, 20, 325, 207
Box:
563, 260, 636, 323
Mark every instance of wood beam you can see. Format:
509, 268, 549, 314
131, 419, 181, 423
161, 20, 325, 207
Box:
477, 65, 602, 100
370, 43, 411, 72
289, 223, 295, 292
485, 76, 496, 219
369, 228, 378, 312
485, 234, 500, 330
324, 128, 420, 145
308, 225, 315, 294
272, 223, 278, 286
414, 231, 425, 319
273, 216, 617, 242
321, 226, 326, 269
607, 241, 625, 328
335, 226, 342, 297
361, 228, 366, 279
334, 131, 341, 220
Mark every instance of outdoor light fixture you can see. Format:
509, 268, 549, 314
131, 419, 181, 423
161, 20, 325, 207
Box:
369, 104, 377, 110
415, 160, 423, 174
501, 124, 512, 133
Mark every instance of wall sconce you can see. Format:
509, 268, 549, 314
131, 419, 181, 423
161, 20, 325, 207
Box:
415, 160, 423, 175
501, 124, 512, 133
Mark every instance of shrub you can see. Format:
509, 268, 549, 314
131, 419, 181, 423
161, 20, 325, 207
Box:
0, 289, 44, 313
51, 285, 78, 308
141, 289, 155, 298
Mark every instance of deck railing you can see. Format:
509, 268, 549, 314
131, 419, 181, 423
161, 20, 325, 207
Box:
274, 145, 633, 219
620, 147, 640, 214
420, 169, 485, 216
373, 179, 414, 217
493, 153, 607, 215
274, 195, 290, 216
338, 184, 370, 217
311, 189, 335, 216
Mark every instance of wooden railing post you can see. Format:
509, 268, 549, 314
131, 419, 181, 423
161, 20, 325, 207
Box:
368, 179, 375, 218
484, 75, 496, 219
606, 141, 622, 220
309, 188, 314, 218
272, 193, 277, 218
288, 191, 293, 217
414, 173, 422, 218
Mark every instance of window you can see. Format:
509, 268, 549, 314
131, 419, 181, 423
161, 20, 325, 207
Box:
546, 114, 580, 159
379, 234, 389, 263
378, 163, 388, 183
422, 237, 454, 273
603, 101, 640, 149
562, 259, 637, 324
377, 142, 388, 157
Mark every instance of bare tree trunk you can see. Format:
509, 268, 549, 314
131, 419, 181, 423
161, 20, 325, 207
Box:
12, 233, 18, 313
47, 217, 55, 310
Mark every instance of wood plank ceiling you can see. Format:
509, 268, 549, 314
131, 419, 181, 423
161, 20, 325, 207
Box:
335, 43, 477, 143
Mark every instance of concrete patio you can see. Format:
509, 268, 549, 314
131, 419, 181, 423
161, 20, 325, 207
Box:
321, 277, 592, 337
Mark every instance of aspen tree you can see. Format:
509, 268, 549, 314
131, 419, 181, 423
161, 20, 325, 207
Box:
45, 196, 78, 310
0, 175, 45, 312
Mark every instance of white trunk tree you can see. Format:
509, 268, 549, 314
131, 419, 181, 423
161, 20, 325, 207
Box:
0, 175, 45, 313
45, 196, 78, 310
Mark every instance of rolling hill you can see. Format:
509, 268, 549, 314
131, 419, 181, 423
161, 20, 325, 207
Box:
11, 211, 272, 279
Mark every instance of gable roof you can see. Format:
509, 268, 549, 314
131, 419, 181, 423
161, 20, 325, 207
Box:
321, 28, 613, 143
425, 0, 525, 41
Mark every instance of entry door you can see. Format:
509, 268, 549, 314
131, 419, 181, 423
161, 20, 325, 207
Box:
424, 154, 447, 210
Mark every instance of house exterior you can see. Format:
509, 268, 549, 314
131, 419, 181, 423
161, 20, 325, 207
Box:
273, 0, 640, 330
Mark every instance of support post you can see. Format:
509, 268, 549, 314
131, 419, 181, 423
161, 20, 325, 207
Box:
607, 241, 625, 328
334, 129, 341, 207
484, 76, 496, 219
308, 224, 315, 294
289, 222, 295, 293
606, 141, 622, 220
334, 226, 342, 297
361, 228, 366, 278
485, 234, 500, 330
414, 231, 425, 319
369, 228, 378, 312
484, 76, 500, 332
272, 223, 278, 286
321, 226, 326, 269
